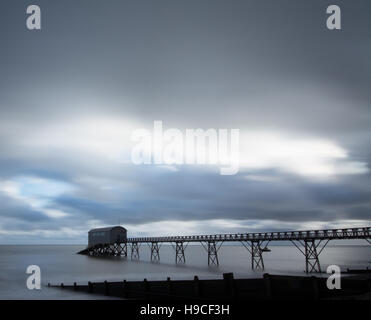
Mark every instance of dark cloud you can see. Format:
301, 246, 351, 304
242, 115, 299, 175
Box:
0, 194, 49, 222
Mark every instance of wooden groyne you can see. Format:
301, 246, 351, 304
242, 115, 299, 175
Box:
345, 267, 371, 274
50, 273, 371, 300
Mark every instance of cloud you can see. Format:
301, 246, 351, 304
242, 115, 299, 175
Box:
239, 132, 368, 177
0, 0, 370, 243
0, 176, 74, 219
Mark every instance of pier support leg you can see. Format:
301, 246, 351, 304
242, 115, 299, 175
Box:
93, 245, 101, 256
131, 242, 140, 260
109, 244, 115, 256
304, 240, 321, 273
291, 239, 330, 273
113, 243, 123, 256
113, 244, 119, 256
251, 241, 264, 271
88, 245, 95, 256
99, 245, 105, 255
87, 243, 128, 257
241, 240, 269, 271
121, 242, 128, 257
113, 243, 127, 257
207, 241, 219, 266
200, 241, 223, 266
103, 244, 110, 256
150, 242, 160, 262
97, 245, 104, 256
174, 241, 186, 264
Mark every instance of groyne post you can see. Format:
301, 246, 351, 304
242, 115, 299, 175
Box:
144, 278, 150, 299
223, 272, 235, 299
88, 281, 93, 293
263, 273, 272, 299
122, 280, 128, 298
167, 277, 173, 298
194, 275, 202, 298
104, 280, 109, 296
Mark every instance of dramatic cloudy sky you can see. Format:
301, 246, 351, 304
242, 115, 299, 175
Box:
0, 0, 370, 244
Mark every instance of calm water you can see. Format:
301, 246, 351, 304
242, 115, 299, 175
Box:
0, 244, 370, 299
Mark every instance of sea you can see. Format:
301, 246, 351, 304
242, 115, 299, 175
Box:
0, 244, 370, 299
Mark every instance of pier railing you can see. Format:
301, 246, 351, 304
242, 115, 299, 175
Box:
127, 227, 370, 243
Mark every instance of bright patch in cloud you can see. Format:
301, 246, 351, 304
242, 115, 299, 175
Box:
239, 132, 368, 177
21, 116, 141, 162
8, 115, 369, 178
0, 176, 74, 218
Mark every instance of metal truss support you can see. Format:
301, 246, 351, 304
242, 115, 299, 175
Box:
305, 240, 320, 273
201, 241, 223, 266
241, 240, 270, 271
291, 239, 330, 273
208, 241, 219, 266
112, 244, 120, 256
87, 245, 96, 256
173, 241, 188, 264
86, 242, 128, 257
94, 244, 109, 256
121, 242, 128, 257
149, 242, 161, 262
131, 242, 140, 260
251, 241, 264, 271
113, 243, 128, 257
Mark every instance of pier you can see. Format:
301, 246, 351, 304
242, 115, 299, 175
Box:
78, 226, 371, 273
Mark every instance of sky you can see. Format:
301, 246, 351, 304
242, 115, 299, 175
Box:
0, 0, 370, 244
